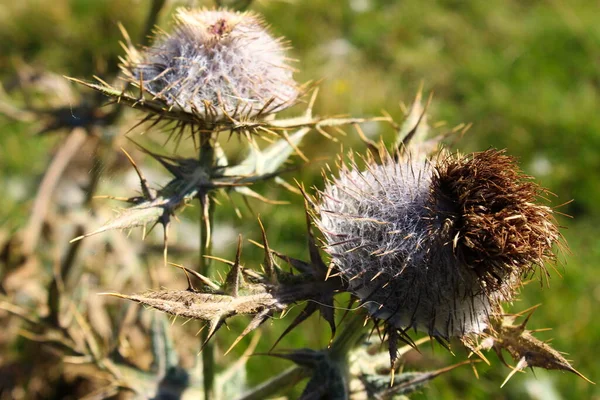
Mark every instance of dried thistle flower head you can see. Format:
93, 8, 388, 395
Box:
125, 8, 299, 123
317, 149, 560, 339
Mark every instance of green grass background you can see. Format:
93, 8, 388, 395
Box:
1, 0, 599, 399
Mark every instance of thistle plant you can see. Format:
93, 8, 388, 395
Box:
0, 2, 594, 400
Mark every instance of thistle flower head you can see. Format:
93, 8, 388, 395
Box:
125, 8, 299, 124
317, 149, 560, 339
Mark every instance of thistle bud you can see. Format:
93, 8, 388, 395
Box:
126, 8, 299, 123
317, 150, 560, 339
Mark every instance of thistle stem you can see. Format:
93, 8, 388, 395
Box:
329, 310, 368, 362
198, 132, 216, 400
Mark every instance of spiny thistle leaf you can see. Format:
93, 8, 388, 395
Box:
360, 360, 476, 399
169, 262, 220, 292
102, 232, 344, 351
223, 235, 244, 297
300, 363, 348, 400
270, 302, 320, 352
394, 88, 430, 151
267, 204, 337, 348
72, 183, 195, 266
131, 137, 299, 208
257, 217, 277, 282
224, 127, 310, 178
266, 314, 366, 400
129, 141, 201, 181
268, 349, 349, 400
72, 146, 201, 265
71, 203, 165, 243
480, 309, 594, 387
67, 76, 387, 135
102, 277, 342, 342
101, 289, 280, 323
224, 308, 271, 356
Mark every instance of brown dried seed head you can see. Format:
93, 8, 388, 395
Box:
431, 149, 560, 292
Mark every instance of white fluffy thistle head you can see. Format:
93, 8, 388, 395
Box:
317, 150, 560, 339
125, 8, 299, 124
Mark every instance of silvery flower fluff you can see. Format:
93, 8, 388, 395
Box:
128, 8, 299, 123
317, 150, 559, 339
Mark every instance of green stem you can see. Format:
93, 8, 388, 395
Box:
329, 310, 368, 362
200, 197, 216, 400
198, 132, 216, 400
328, 309, 368, 396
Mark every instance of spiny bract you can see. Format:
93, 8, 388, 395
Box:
125, 8, 299, 123
317, 149, 559, 339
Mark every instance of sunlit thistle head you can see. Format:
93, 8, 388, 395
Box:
317, 149, 560, 339
125, 8, 299, 124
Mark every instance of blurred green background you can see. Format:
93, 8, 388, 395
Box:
1, 0, 599, 399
